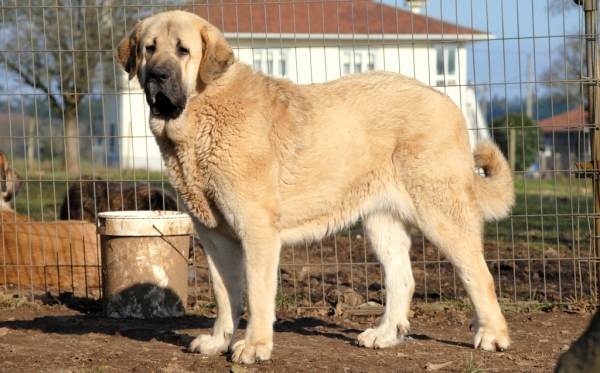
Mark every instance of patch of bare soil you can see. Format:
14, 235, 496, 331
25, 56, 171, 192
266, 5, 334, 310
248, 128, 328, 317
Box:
0, 226, 593, 372
188, 230, 593, 314
0, 298, 593, 373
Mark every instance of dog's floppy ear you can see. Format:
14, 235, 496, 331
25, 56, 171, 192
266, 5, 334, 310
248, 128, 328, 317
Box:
0, 150, 22, 203
115, 21, 144, 80
4, 168, 22, 202
199, 24, 234, 85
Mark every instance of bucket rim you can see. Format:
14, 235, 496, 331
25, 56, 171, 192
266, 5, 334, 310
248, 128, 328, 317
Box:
97, 211, 190, 220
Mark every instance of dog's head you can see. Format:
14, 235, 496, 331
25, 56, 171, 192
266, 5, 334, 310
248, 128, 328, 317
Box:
0, 150, 22, 208
115, 10, 234, 120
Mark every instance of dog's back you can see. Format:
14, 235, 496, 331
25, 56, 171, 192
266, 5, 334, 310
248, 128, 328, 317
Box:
0, 211, 100, 288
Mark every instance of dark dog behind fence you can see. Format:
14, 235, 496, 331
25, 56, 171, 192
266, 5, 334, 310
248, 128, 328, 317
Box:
59, 176, 179, 222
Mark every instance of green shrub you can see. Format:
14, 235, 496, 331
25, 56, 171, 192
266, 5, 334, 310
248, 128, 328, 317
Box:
491, 113, 541, 172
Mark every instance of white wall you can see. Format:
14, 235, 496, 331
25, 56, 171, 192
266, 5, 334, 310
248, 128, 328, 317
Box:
109, 75, 165, 171
235, 43, 434, 85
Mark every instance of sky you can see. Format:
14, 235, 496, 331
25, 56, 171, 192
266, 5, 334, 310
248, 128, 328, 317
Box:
392, 0, 585, 101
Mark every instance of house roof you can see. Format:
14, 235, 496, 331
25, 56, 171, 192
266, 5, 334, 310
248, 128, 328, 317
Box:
187, 0, 491, 41
538, 107, 589, 132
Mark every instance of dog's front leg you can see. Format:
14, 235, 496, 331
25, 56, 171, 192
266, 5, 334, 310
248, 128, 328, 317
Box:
231, 216, 281, 364
189, 223, 245, 355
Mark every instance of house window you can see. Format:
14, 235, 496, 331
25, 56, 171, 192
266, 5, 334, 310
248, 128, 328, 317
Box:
343, 53, 351, 75
435, 45, 458, 86
368, 53, 375, 71
252, 49, 288, 78
253, 51, 263, 70
447, 48, 456, 75
267, 52, 274, 75
341, 50, 377, 76
279, 53, 286, 77
436, 47, 444, 75
354, 54, 362, 73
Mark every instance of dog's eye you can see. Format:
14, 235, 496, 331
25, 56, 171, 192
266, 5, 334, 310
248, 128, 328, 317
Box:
146, 45, 155, 55
178, 46, 189, 56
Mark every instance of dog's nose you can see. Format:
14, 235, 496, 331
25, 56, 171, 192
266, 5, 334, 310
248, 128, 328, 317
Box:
148, 68, 171, 84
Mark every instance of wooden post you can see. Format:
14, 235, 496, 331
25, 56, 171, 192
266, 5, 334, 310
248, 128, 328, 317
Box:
583, 0, 600, 293
509, 127, 516, 173
27, 117, 35, 170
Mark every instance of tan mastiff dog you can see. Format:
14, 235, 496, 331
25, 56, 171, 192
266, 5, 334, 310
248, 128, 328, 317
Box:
0, 150, 100, 289
116, 10, 514, 364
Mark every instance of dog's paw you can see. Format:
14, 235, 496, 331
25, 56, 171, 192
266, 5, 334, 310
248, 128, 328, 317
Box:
188, 334, 230, 355
231, 339, 272, 364
470, 318, 510, 352
357, 322, 408, 349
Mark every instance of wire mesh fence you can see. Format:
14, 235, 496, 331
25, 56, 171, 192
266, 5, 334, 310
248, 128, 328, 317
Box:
0, 0, 597, 312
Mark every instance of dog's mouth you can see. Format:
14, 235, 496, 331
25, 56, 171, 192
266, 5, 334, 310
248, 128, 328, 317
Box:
147, 90, 185, 120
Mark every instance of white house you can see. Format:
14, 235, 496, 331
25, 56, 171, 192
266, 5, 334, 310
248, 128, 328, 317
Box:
106, 0, 494, 171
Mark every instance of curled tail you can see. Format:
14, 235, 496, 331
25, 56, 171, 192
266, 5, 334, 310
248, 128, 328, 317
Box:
473, 140, 515, 221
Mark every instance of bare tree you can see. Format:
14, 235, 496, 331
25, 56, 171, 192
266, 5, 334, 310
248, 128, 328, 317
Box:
548, 0, 582, 15
539, 37, 586, 109
0, 1, 176, 173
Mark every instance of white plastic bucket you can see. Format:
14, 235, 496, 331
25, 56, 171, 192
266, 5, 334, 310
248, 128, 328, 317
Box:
97, 211, 192, 318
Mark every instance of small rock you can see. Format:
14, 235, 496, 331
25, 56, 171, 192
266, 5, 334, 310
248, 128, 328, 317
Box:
544, 248, 558, 258
420, 303, 447, 315
231, 364, 248, 373
342, 291, 365, 307
315, 308, 329, 316
299, 266, 310, 278
446, 310, 468, 325
369, 282, 382, 291
335, 302, 344, 316
424, 361, 453, 371
412, 268, 424, 276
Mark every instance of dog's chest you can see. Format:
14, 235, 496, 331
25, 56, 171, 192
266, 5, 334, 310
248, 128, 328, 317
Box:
159, 98, 245, 229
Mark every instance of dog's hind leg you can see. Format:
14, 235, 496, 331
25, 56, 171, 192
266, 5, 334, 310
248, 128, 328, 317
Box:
357, 212, 414, 348
418, 201, 510, 352
189, 223, 245, 356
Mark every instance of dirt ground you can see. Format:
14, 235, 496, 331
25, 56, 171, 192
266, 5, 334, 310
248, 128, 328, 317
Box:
0, 296, 594, 373
0, 222, 595, 372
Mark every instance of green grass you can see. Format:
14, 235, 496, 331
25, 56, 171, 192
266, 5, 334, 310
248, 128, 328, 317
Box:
0, 295, 26, 308
276, 286, 295, 310
485, 174, 594, 253
464, 352, 490, 373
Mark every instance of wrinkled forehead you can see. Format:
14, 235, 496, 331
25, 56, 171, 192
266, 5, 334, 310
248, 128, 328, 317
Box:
141, 13, 205, 46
